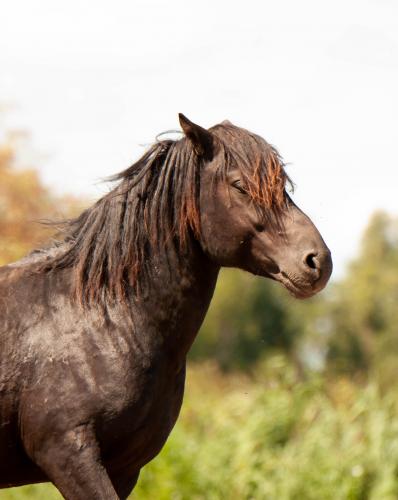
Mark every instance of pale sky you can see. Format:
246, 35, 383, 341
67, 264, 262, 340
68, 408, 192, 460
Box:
1, 0, 398, 277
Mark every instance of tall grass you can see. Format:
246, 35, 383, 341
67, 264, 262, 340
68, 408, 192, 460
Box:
5, 357, 398, 499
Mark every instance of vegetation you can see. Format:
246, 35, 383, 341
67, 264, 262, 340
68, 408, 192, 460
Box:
0, 132, 82, 266
6, 361, 398, 500
2, 128, 398, 499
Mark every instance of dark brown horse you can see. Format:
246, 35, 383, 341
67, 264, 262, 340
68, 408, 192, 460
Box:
0, 115, 332, 499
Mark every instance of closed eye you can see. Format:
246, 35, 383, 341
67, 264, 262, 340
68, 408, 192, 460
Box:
231, 179, 247, 195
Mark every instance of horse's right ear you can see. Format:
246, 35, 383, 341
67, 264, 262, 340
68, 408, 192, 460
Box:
178, 113, 214, 160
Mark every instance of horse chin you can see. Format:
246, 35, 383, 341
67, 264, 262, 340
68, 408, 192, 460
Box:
255, 266, 317, 300
279, 279, 317, 299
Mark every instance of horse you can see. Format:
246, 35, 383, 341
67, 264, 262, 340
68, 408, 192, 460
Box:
0, 114, 332, 499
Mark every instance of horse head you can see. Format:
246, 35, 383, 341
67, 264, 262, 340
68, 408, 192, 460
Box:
180, 113, 332, 299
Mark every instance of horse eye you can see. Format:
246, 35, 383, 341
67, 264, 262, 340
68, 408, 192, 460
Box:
231, 180, 247, 195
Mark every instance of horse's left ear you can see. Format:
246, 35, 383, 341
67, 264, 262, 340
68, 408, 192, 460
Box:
179, 113, 214, 160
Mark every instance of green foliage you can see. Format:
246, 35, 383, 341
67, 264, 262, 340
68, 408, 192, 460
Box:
2, 484, 62, 500
322, 212, 398, 378
134, 360, 398, 499
191, 269, 301, 370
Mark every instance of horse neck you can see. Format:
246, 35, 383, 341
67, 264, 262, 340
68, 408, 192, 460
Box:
129, 240, 220, 367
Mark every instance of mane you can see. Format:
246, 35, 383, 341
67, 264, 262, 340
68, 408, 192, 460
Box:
37, 122, 291, 305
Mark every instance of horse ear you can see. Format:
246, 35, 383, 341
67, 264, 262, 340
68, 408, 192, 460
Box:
178, 113, 214, 159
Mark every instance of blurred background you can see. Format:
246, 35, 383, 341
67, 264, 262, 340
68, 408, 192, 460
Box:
2, 0, 398, 498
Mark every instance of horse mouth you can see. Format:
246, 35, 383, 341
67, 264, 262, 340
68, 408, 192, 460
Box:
254, 261, 317, 299
276, 273, 316, 299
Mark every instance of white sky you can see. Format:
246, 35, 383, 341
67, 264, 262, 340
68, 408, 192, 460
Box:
1, 0, 398, 277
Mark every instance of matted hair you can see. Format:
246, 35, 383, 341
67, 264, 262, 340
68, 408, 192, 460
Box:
37, 122, 291, 304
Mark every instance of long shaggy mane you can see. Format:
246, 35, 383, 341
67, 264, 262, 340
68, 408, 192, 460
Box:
36, 122, 291, 304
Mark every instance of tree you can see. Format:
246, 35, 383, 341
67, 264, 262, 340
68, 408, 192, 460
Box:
191, 269, 301, 371
0, 131, 82, 265
324, 211, 398, 379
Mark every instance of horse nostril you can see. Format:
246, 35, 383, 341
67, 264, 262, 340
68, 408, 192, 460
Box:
305, 252, 318, 270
